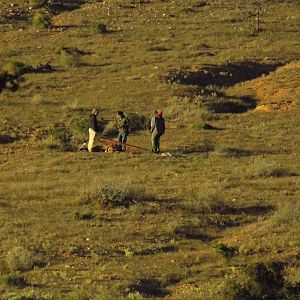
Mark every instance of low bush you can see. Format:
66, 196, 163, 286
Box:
0, 272, 28, 287
272, 200, 300, 227
6, 246, 34, 272
58, 47, 82, 67
224, 261, 300, 299
1, 61, 26, 76
62, 290, 89, 300
126, 113, 150, 131
29, 0, 48, 9
259, 167, 298, 178
88, 21, 107, 34
102, 121, 118, 138
214, 243, 238, 260
48, 123, 72, 150
74, 210, 94, 220
31, 11, 51, 29
82, 183, 150, 208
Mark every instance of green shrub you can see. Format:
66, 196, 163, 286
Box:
126, 113, 150, 131
224, 261, 292, 300
1, 272, 28, 287
2, 61, 26, 76
84, 183, 149, 208
272, 200, 300, 227
103, 120, 118, 138
62, 290, 89, 300
48, 124, 72, 150
259, 167, 298, 178
6, 246, 34, 272
58, 47, 82, 67
71, 117, 90, 141
88, 21, 107, 34
214, 243, 238, 260
32, 11, 51, 29
5, 290, 52, 300
74, 210, 94, 220
29, 0, 48, 9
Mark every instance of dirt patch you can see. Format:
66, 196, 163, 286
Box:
227, 60, 300, 109
254, 101, 294, 112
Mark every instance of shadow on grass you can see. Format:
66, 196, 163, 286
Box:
49, 0, 87, 15
138, 245, 177, 256
128, 278, 169, 298
0, 135, 18, 144
165, 61, 281, 88
232, 205, 274, 216
220, 147, 294, 157
174, 225, 214, 242
215, 204, 274, 216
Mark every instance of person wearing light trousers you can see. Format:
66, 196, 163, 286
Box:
88, 108, 100, 152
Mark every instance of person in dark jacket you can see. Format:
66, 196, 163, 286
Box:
115, 111, 129, 151
88, 108, 100, 152
149, 109, 165, 153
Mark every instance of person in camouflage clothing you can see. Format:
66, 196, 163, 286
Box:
115, 111, 129, 151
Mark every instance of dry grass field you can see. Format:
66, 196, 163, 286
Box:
0, 0, 300, 299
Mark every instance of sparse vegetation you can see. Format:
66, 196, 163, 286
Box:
6, 247, 34, 272
88, 21, 107, 34
48, 123, 72, 150
0, 0, 300, 298
84, 183, 150, 208
0, 273, 28, 287
58, 47, 82, 67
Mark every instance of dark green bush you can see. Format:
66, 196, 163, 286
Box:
214, 243, 237, 260
2, 61, 26, 76
88, 21, 107, 34
126, 113, 150, 131
102, 121, 118, 138
1, 273, 28, 287
223, 261, 300, 300
48, 124, 72, 150
83, 183, 149, 208
32, 11, 51, 29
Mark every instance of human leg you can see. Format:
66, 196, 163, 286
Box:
88, 128, 96, 152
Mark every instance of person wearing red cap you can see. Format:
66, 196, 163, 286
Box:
149, 109, 165, 153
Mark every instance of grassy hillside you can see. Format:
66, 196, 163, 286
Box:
0, 0, 300, 299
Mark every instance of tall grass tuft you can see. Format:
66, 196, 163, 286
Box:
48, 124, 73, 150
80, 183, 151, 208
32, 11, 51, 29
6, 246, 34, 272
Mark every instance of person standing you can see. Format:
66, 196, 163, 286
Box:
149, 109, 165, 153
88, 108, 100, 152
115, 111, 129, 151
